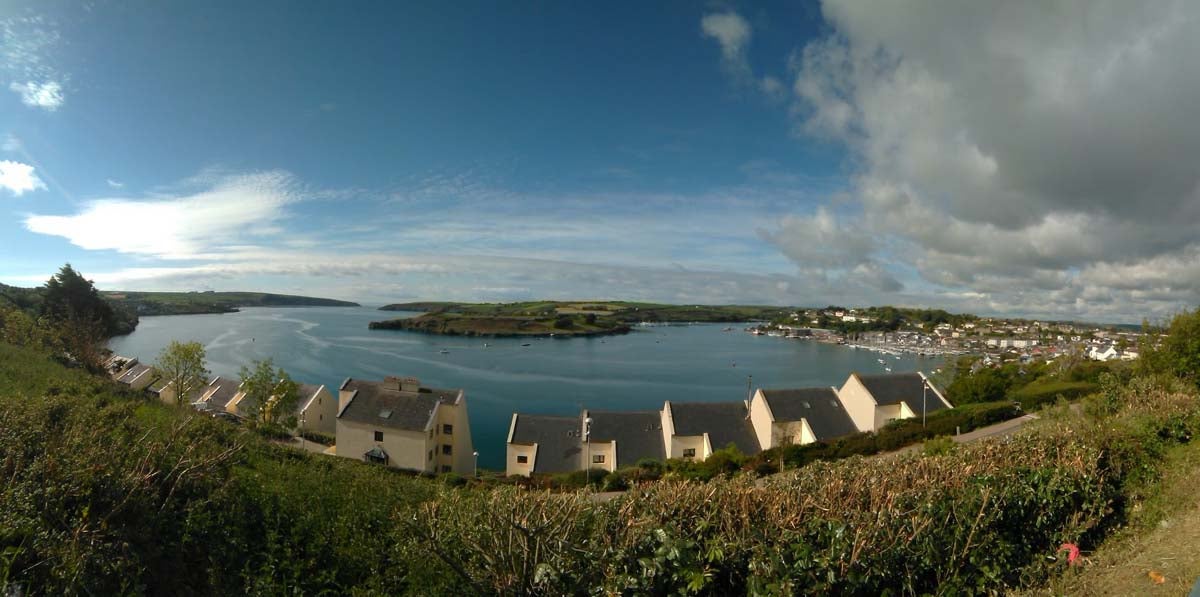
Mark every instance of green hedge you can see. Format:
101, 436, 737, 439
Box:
752, 400, 1021, 471
1009, 380, 1099, 411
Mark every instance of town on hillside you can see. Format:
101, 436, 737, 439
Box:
749, 306, 1149, 365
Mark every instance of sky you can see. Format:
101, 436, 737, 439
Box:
2, 1, 1199, 323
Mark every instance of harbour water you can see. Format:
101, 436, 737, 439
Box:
109, 306, 942, 470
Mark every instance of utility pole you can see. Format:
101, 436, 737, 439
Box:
473, 451, 478, 479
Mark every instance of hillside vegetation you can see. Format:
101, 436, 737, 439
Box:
4, 331, 1200, 594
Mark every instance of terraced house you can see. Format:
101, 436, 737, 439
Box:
335, 376, 474, 475
505, 371, 951, 476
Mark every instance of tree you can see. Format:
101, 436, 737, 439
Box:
1141, 307, 1200, 384
40, 264, 119, 372
238, 358, 300, 427
155, 340, 210, 405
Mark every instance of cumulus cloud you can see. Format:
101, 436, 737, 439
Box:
774, 0, 1200, 320
0, 160, 45, 196
24, 171, 297, 259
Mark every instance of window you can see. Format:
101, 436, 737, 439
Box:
442, 423, 453, 435
442, 444, 452, 455
319, 414, 323, 421
683, 448, 696, 458
440, 465, 451, 473
516, 455, 528, 464
429, 428, 434, 439
373, 430, 383, 442
592, 454, 605, 464
428, 450, 433, 461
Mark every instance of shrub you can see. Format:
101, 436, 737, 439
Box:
922, 435, 956, 456
298, 429, 335, 445
601, 471, 628, 492
1009, 380, 1098, 411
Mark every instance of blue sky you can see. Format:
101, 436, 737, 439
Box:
4, 1, 1200, 322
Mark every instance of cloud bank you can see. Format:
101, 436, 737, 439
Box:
770, 0, 1200, 321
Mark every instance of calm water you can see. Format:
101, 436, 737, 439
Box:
109, 306, 941, 469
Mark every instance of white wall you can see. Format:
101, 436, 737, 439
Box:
748, 390, 774, 450
335, 418, 431, 473
506, 443, 537, 476
837, 375, 878, 432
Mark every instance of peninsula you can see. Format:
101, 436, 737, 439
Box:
102, 291, 360, 316
368, 301, 791, 337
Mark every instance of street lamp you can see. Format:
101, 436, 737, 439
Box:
299, 411, 306, 449
584, 416, 593, 486
922, 377, 928, 428
473, 451, 478, 479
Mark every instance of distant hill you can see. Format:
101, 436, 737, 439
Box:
102, 291, 359, 316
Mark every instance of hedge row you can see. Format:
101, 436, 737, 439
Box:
750, 399, 1021, 471
1009, 380, 1099, 411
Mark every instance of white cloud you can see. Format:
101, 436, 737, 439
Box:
0, 160, 45, 196
9, 80, 63, 110
701, 12, 751, 67
1, 134, 20, 152
2, 17, 67, 111
106, 179, 124, 189
24, 171, 297, 258
773, 0, 1200, 321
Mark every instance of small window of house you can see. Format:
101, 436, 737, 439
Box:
428, 450, 433, 461
517, 455, 528, 464
442, 424, 453, 435
592, 454, 605, 464
374, 430, 383, 442
442, 444, 452, 455
683, 448, 696, 458
429, 428, 434, 439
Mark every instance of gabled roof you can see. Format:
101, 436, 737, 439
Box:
203, 376, 243, 409
587, 410, 665, 468
338, 378, 461, 432
295, 383, 325, 414
669, 401, 760, 455
509, 414, 582, 474
759, 387, 858, 441
117, 363, 155, 385
855, 372, 950, 416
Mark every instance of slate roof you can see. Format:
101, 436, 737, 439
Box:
295, 383, 324, 414
669, 402, 760, 455
203, 376, 243, 409
117, 363, 155, 385
856, 373, 950, 416
509, 414, 582, 474
338, 378, 460, 432
759, 388, 858, 441
587, 410, 665, 468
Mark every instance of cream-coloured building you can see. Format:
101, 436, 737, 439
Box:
748, 387, 858, 448
506, 410, 665, 476
661, 401, 759, 461
837, 372, 951, 431
296, 384, 337, 435
336, 376, 473, 475
505, 371, 952, 476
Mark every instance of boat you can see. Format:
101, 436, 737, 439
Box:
884, 367, 892, 372
521, 343, 531, 347
439, 349, 449, 354
722, 327, 734, 332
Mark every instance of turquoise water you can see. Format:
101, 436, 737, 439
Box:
109, 307, 941, 470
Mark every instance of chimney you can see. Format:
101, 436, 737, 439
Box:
400, 377, 420, 392
383, 376, 403, 391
